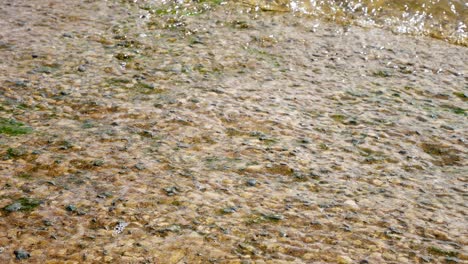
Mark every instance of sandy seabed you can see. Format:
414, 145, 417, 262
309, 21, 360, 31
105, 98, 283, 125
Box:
0, 0, 467, 263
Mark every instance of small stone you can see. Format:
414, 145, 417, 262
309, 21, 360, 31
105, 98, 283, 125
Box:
262, 213, 283, 221
372, 179, 383, 186
66, 204, 77, 212
97, 192, 112, 199
78, 65, 86, 72
246, 179, 257, 186
166, 225, 181, 232
14, 249, 30, 260
342, 224, 352, 232
210, 88, 224, 94
92, 160, 104, 166
337, 255, 353, 264
420, 256, 432, 262
158, 225, 181, 234
440, 125, 454, 131
113, 221, 129, 234
343, 199, 359, 210
222, 207, 237, 214
238, 243, 256, 254
4, 202, 22, 212
416, 116, 428, 122
445, 257, 460, 263
77, 210, 86, 216
43, 220, 54, 226
14, 80, 28, 87
163, 186, 178, 196
134, 163, 145, 170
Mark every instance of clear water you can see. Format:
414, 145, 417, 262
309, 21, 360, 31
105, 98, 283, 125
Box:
0, 0, 466, 262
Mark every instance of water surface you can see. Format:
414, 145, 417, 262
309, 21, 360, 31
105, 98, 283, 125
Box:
243, 0, 467, 45
0, 0, 467, 263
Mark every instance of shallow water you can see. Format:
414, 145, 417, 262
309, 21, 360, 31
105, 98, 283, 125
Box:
0, 0, 467, 263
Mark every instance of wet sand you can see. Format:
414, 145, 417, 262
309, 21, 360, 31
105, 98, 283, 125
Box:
0, 0, 467, 263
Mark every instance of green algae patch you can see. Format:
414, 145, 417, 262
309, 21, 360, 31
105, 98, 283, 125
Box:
266, 164, 294, 176
0, 118, 33, 135
3, 198, 42, 212
330, 114, 346, 123
451, 107, 465, 115
427, 246, 458, 257
373, 70, 391, 77
133, 82, 165, 94
6, 147, 27, 158
15, 173, 32, 180
226, 128, 248, 137
440, 104, 466, 116
318, 143, 329, 150
115, 53, 134, 61
358, 147, 384, 157
245, 213, 284, 225
421, 143, 461, 166
453, 92, 467, 101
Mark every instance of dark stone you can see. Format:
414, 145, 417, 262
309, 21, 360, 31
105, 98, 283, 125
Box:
43, 220, 54, 226
14, 249, 30, 260
14, 80, 28, 87
246, 179, 257, 186
92, 160, 104, 166
66, 204, 77, 212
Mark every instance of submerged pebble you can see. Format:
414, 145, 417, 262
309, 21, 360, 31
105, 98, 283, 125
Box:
4, 202, 22, 212
14, 250, 30, 260
246, 179, 257, 186
65, 204, 77, 212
